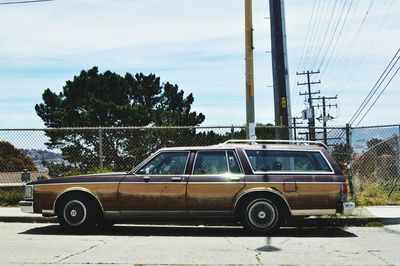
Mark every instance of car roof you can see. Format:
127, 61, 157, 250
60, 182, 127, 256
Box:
159, 140, 327, 152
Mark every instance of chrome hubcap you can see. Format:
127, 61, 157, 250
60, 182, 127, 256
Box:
248, 200, 276, 229
63, 200, 87, 226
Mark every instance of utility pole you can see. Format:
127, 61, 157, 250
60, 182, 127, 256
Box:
297, 70, 321, 141
269, 0, 292, 140
292, 117, 303, 141
314, 96, 338, 145
298, 132, 310, 141
245, 0, 255, 140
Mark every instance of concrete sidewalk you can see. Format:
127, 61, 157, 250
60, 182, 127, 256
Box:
1, 206, 400, 227
365, 206, 400, 218
0, 207, 56, 223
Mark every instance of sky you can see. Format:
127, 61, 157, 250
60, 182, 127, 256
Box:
0, 0, 399, 129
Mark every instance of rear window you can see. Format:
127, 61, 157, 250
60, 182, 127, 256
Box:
244, 150, 332, 173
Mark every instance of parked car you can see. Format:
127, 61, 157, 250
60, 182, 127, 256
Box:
20, 140, 355, 233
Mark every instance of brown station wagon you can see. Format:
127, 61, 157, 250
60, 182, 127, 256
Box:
20, 140, 355, 233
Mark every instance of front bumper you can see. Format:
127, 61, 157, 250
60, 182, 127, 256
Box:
19, 201, 34, 213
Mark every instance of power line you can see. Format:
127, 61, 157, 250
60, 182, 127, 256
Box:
324, 0, 372, 85
319, 0, 354, 78
349, 48, 399, 125
316, 0, 349, 70
337, 0, 394, 92
349, 48, 400, 126
0, 0, 53, 5
295, 1, 329, 118
349, 49, 399, 125
355, 65, 400, 127
306, 0, 330, 70
300, 0, 324, 72
308, 0, 338, 70
296, 0, 317, 73
322, 0, 360, 83
293, 0, 320, 117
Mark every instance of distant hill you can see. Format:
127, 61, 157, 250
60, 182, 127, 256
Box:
20, 149, 64, 172
20, 149, 62, 161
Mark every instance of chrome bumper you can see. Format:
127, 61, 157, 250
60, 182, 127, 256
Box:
343, 201, 355, 215
19, 201, 34, 213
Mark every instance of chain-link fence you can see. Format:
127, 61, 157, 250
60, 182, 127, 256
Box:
1, 124, 399, 205
350, 125, 400, 205
0, 126, 247, 194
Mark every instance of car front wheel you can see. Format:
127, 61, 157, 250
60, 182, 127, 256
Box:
57, 195, 100, 233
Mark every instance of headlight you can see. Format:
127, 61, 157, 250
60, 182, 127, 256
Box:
24, 185, 33, 199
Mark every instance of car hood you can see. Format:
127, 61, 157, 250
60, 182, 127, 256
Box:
27, 172, 128, 185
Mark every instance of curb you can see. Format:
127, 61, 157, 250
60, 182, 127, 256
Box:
0, 216, 57, 223
1, 215, 400, 227
286, 217, 400, 227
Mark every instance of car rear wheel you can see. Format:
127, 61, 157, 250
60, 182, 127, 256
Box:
241, 198, 280, 233
57, 195, 100, 233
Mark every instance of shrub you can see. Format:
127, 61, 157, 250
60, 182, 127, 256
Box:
64, 168, 114, 177
0, 189, 24, 206
363, 222, 384, 227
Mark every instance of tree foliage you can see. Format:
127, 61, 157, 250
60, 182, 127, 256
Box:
36, 67, 204, 128
366, 138, 395, 156
331, 143, 353, 169
0, 141, 36, 172
35, 67, 205, 171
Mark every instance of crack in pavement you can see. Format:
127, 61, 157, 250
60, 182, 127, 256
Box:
255, 251, 262, 264
368, 250, 391, 265
56, 240, 107, 263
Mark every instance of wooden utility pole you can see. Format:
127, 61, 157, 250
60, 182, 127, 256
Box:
314, 96, 338, 145
245, 0, 255, 139
269, 0, 292, 140
292, 117, 303, 141
297, 70, 321, 141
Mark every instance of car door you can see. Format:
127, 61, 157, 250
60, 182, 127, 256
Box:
118, 151, 189, 216
187, 150, 245, 216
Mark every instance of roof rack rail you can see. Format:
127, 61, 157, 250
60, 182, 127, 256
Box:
222, 139, 328, 149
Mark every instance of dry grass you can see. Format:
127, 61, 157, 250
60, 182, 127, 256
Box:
353, 181, 400, 206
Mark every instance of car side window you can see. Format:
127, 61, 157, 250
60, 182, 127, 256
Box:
227, 151, 241, 174
193, 151, 228, 175
245, 150, 332, 173
137, 152, 189, 175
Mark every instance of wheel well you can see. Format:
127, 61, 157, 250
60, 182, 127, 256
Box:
54, 190, 103, 216
235, 191, 291, 219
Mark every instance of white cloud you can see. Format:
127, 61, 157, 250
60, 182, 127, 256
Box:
0, 0, 243, 57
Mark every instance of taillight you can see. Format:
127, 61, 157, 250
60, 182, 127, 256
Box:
341, 183, 348, 202
342, 183, 348, 194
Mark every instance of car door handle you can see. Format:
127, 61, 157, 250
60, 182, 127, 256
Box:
230, 176, 241, 182
143, 176, 151, 182
171, 177, 184, 182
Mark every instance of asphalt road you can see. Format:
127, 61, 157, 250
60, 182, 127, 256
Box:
1, 222, 400, 265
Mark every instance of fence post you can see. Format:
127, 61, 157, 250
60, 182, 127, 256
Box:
346, 123, 354, 196
388, 125, 400, 198
99, 128, 104, 170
